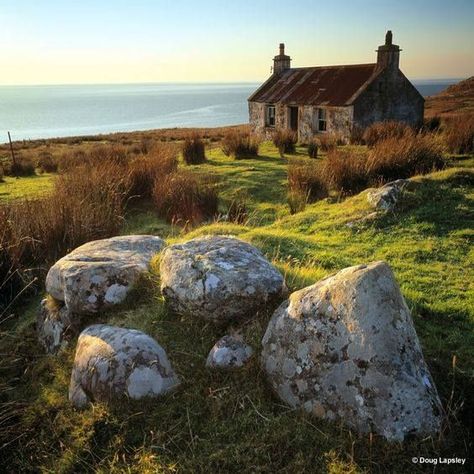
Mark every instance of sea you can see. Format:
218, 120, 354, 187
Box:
0, 80, 460, 142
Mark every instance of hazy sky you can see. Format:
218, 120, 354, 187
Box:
1, 0, 473, 85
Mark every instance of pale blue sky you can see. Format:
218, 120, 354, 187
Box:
1, 0, 473, 84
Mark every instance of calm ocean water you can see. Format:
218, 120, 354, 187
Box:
0, 80, 458, 142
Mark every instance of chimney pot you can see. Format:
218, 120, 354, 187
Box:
279, 43, 285, 55
385, 30, 393, 46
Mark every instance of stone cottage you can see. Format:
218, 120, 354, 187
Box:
248, 31, 424, 143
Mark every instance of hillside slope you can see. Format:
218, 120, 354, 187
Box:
1, 141, 473, 472
425, 76, 474, 117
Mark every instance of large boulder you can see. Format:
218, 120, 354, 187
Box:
69, 324, 179, 408
46, 235, 164, 314
38, 235, 164, 353
206, 335, 253, 369
261, 261, 442, 441
160, 236, 285, 322
367, 179, 409, 211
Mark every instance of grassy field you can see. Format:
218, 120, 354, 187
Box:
0, 173, 54, 201
1, 139, 473, 473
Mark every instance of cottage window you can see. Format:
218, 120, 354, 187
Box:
317, 108, 327, 131
266, 105, 276, 127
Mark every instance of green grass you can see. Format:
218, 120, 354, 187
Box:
1, 143, 473, 473
0, 173, 54, 201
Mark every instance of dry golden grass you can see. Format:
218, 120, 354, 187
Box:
222, 130, 260, 159
182, 133, 207, 165
362, 120, 414, 147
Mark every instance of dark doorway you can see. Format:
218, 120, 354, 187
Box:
289, 106, 298, 131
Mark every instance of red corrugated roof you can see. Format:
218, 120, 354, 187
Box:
248, 64, 379, 106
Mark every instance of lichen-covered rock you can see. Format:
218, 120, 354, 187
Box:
261, 261, 442, 441
69, 324, 179, 408
367, 179, 408, 211
37, 297, 77, 353
160, 236, 285, 322
206, 335, 253, 369
46, 235, 164, 314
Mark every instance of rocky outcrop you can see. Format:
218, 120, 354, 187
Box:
38, 235, 164, 353
261, 261, 442, 441
206, 335, 253, 369
69, 324, 179, 408
160, 236, 285, 322
366, 179, 409, 211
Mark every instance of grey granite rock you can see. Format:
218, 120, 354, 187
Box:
261, 261, 443, 441
367, 179, 409, 211
206, 335, 253, 369
69, 324, 179, 408
39, 235, 164, 353
160, 236, 285, 322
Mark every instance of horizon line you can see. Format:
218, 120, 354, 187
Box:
0, 77, 466, 88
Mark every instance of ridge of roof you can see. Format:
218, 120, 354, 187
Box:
248, 63, 379, 106
289, 63, 376, 71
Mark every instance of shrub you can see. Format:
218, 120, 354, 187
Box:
362, 121, 414, 147
273, 129, 297, 157
366, 134, 445, 183
128, 144, 177, 198
0, 165, 4, 182
321, 151, 368, 195
316, 133, 338, 152
307, 140, 319, 159
350, 126, 365, 145
182, 133, 206, 164
222, 130, 260, 159
443, 114, 474, 154
153, 170, 218, 225
423, 116, 441, 133
58, 144, 130, 172
4, 157, 36, 177
36, 152, 58, 173
288, 160, 328, 205
0, 160, 130, 310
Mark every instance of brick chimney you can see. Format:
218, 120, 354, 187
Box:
376, 30, 401, 72
273, 43, 291, 75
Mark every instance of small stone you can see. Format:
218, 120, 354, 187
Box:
367, 179, 409, 211
206, 335, 253, 369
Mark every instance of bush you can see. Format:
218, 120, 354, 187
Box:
153, 170, 218, 225
366, 134, 445, 183
36, 152, 58, 173
350, 126, 365, 145
0, 160, 130, 310
423, 116, 441, 133
58, 144, 130, 172
307, 140, 319, 159
222, 131, 260, 159
0, 165, 4, 182
182, 133, 206, 165
128, 144, 177, 198
273, 129, 297, 157
443, 114, 474, 154
363, 121, 414, 147
316, 133, 338, 152
4, 157, 36, 177
321, 151, 368, 195
288, 160, 328, 206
